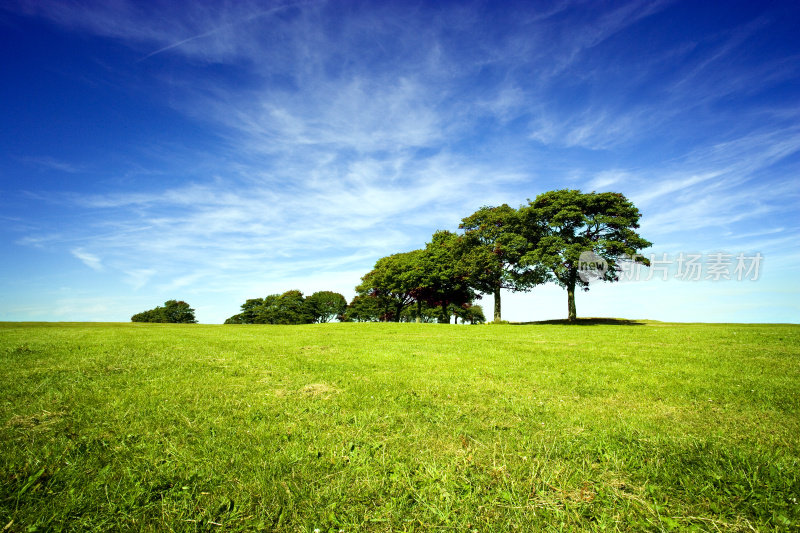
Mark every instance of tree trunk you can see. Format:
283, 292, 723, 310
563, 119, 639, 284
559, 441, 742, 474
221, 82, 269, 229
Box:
493, 287, 502, 322
416, 300, 422, 323
441, 302, 449, 324
567, 282, 577, 322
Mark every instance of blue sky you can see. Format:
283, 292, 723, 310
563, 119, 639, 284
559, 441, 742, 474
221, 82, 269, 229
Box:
1, 0, 798, 324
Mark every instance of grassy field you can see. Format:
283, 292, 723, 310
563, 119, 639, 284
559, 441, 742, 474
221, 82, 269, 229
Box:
1, 321, 798, 532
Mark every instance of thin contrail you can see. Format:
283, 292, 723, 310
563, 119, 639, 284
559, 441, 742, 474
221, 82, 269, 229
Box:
138, 0, 316, 62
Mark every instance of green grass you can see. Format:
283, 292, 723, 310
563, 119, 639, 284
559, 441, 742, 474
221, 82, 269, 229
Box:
1, 321, 798, 532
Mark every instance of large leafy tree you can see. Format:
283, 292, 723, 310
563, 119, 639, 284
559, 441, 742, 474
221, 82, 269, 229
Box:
459, 204, 545, 322
132, 300, 197, 323
521, 189, 652, 321
415, 230, 476, 323
355, 251, 423, 322
272, 290, 315, 324
306, 291, 348, 323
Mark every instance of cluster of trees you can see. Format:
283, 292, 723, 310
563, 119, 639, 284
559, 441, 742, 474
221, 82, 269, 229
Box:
133, 190, 650, 325
131, 300, 197, 323
354, 189, 651, 322
224, 289, 486, 324
347, 230, 485, 323
224, 290, 347, 324
346, 292, 485, 323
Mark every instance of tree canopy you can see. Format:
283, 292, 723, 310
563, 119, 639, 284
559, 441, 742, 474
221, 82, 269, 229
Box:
355, 251, 424, 322
459, 204, 546, 321
306, 291, 348, 323
353, 240, 484, 324
452, 303, 486, 324
344, 294, 384, 322
415, 230, 476, 323
225, 290, 316, 324
520, 189, 652, 321
131, 300, 197, 323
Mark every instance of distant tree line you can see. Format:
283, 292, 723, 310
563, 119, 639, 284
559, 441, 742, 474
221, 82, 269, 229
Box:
223, 290, 485, 324
224, 290, 348, 324
131, 300, 197, 323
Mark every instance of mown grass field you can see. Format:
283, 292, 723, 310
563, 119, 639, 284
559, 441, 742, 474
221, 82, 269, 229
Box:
1, 321, 798, 531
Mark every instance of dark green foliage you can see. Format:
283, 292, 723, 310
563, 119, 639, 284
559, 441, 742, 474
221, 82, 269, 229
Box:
355, 251, 423, 322
131, 300, 197, 323
343, 294, 384, 322
521, 190, 652, 321
459, 204, 546, 321
224, 297, 268, 324
414, 231, 477, 323
225, 290, 315, 324
453, 303, 486, 324
399, 300, 442, 323
272, 290, 314, 325
306, 291, 348, 323
354, 235, 483, 324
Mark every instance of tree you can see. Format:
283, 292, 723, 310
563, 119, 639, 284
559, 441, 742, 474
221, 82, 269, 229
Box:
224, 291, 314, 324
399, 300, 442, 323
355, 251, 424, 322
271, 290, 315, 324
452, 303, 486, 324
459, 204, 545, 322
223, 314, 244, 324
162, 300, 198, 323
225, 295, 276, 324
307, 291, 348, 323
521, 189, 652, 321
132, 300, 197, 323
225, 297, 270, 324
132, 308, 164, 323
344, 294, 384, 322
415, 230, 477, 323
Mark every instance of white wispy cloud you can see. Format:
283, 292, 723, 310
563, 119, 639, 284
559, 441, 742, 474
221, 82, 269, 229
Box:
20, 156, 83, 173
623, 129, 800, 248
530, 107, 649, 150
8, 0, 315, 62
55, 152, 527, 274
587, 170, 629, 191
70, 248, 103, 271
15, 234, 63, 248
124, 268, 156, 290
